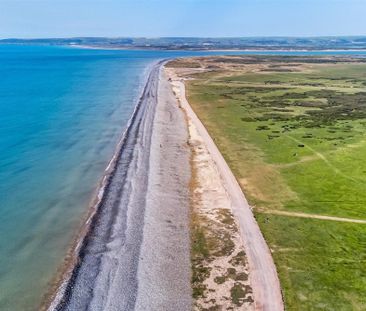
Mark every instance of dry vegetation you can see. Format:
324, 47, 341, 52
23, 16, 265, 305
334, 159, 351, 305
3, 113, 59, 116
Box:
168, 72, 254, 310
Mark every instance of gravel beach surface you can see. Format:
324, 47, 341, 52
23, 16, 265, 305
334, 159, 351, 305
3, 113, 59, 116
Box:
50, 62, 192, 311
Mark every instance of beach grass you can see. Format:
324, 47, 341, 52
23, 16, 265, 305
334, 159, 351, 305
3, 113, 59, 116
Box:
171, 56, 366, 310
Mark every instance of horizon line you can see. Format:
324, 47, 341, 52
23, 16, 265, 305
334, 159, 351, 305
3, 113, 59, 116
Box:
2, 35, 366, 40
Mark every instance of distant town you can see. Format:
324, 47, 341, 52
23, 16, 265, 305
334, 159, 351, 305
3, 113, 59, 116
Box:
2, 36, 366, 50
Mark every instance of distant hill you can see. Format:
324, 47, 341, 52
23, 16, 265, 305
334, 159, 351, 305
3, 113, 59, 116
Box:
1, 36, 366, 50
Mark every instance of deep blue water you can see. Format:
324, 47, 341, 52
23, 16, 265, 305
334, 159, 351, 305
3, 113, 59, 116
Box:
1, 45, 366, 310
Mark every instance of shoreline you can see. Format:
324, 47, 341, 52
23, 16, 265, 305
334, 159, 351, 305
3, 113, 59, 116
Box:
45, 59, 192, 310
44, 55, 283, 310
43, 60, 164, 310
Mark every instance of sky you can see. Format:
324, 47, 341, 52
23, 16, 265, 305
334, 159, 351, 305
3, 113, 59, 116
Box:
0, 0, 365, 38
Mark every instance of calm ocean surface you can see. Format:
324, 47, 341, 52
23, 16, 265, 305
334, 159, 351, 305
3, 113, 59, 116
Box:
1, 45, 366, 310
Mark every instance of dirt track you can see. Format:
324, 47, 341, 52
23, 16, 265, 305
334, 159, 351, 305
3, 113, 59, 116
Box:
170, 72, 284, 311
263, 209, 366, 224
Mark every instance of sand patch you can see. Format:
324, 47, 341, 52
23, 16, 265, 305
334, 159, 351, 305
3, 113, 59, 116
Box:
167, 68, 254, 310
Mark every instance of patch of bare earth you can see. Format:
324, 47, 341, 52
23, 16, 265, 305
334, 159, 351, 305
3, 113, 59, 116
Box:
165, 55, 310, 80
166, 67, 254, 310
165, 55, 365, 82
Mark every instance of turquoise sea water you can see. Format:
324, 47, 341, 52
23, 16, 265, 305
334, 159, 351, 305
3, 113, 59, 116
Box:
1, 45, 366, 310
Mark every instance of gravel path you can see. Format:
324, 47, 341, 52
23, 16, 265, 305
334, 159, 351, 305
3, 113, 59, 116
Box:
174, 77, 284, 311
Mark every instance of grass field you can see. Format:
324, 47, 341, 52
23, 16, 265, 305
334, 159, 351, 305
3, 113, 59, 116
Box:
168, 56, 366, 310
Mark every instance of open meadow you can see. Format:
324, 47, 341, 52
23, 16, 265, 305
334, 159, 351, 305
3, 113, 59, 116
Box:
168, 56, 366, 310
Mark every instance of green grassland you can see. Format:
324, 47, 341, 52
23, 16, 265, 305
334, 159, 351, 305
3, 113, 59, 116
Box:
175, 57, 366, 310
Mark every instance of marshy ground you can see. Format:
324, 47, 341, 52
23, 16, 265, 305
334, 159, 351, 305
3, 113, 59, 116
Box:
168, 56, 366, 310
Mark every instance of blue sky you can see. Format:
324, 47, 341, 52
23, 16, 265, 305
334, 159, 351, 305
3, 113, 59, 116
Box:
0, 0, 365, 38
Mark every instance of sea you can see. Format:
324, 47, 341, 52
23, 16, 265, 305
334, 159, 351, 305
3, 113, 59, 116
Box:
1, 45, 366, 310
